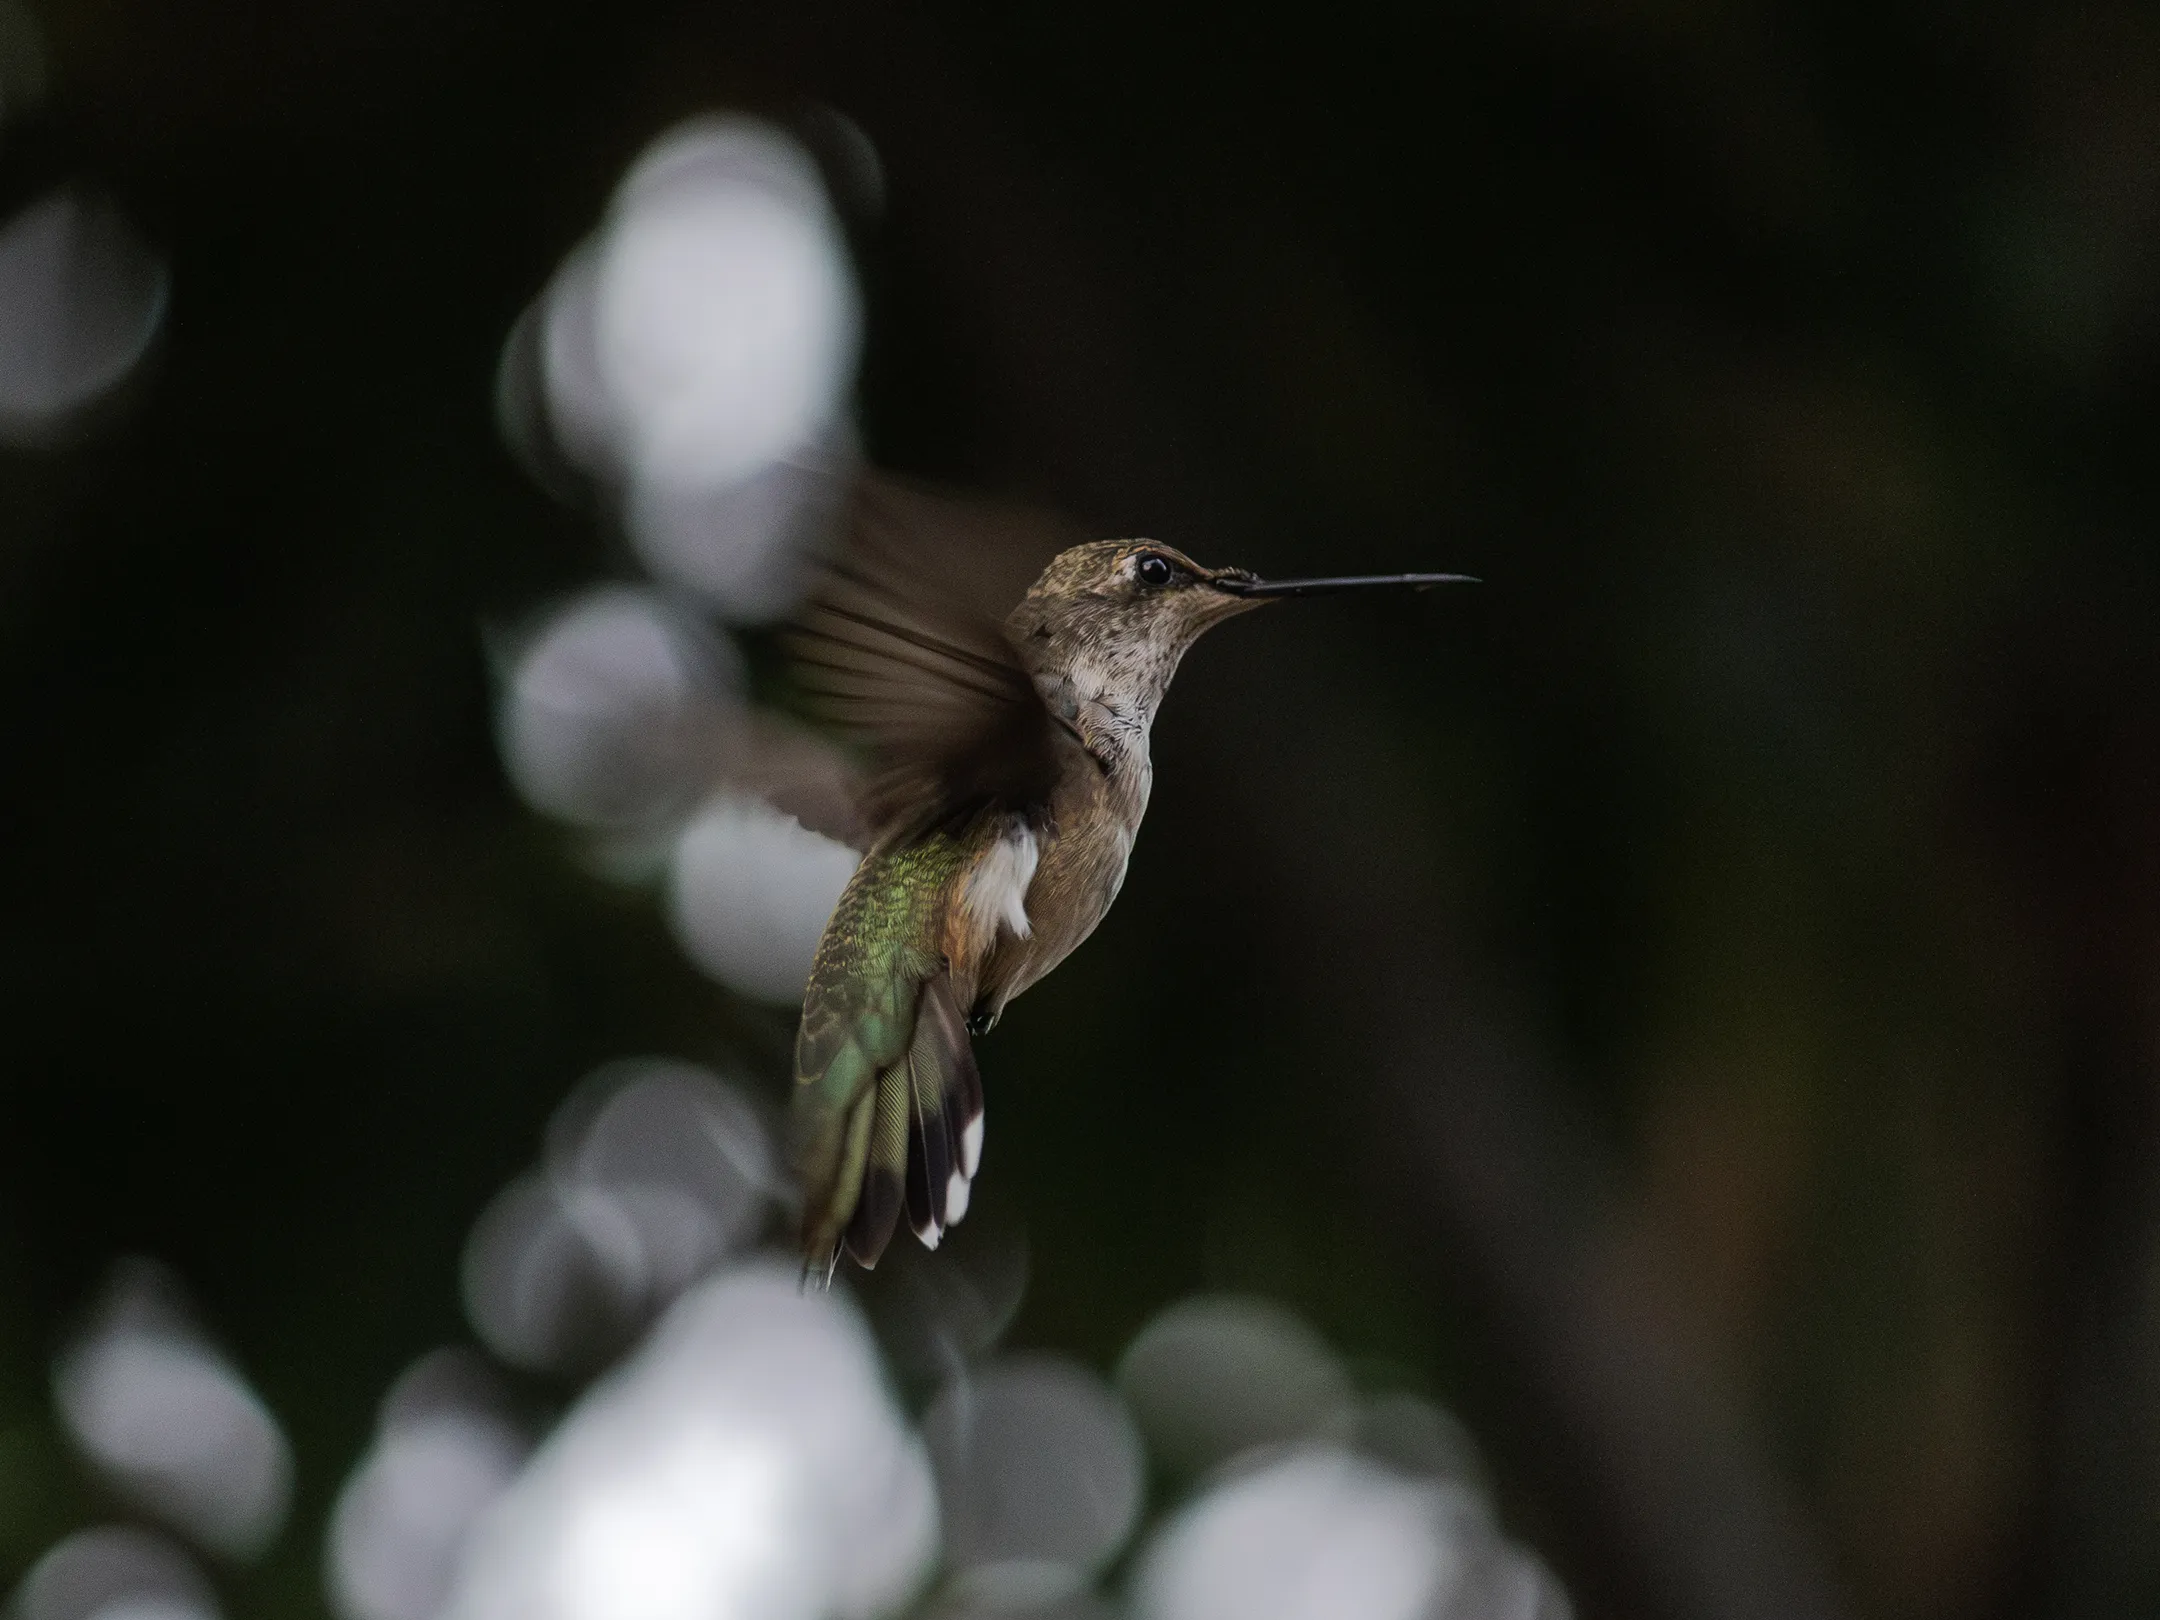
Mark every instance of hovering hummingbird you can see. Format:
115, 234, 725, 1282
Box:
780, 477, 1473, 1282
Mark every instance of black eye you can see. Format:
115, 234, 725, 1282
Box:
1134, 552, 1175, 587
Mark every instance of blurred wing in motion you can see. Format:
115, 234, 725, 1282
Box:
732, 709, 876, 852
783, 473, 1084, 849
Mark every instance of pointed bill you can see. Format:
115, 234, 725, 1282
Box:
1207, 570, 1480, 599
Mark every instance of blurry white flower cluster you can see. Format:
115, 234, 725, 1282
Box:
328, 1351, 530, 1620
315, 1048, 1567, 1620
4, 1188, 1573, 1620
492, 113, 872, 1008
510, 117, 861, 619
440, 1265, 939, 1620
8, 1259, 296, 1620
1114, 1298, 1566, 1620
459, 1057, 782, 1374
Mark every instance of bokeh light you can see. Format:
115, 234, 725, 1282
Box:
521, 116, 863, 621
530, 243, 615, 483
933, 1599, 1120, 1620
440, 1262, 938, 1620
854, 1220, 1031, 1384
1131, 1449, 1565, 1620
496, 585, 745, 844
621, 435, 853, 625
326, 1350, 528, 1620
8, 1528, 219, 1620
922, 1354, 1145, 1610
797, 105, 885, 226
544, 1056, 781, 1226
1115, 1296, 1356, 1478
598, 120, 853, 487
53, 1261, 294, 1562
461, 1059, 778, 1373
494, 113, 875, 1007
0, 185, 167, 447
1350, 1393, 1491, 1500
665, 792, 860, 1003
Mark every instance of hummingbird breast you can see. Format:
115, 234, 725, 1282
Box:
962, 722, 1149, 1025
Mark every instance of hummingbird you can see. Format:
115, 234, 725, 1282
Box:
780, 476, 1473, 1282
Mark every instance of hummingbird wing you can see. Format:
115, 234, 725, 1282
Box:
783, 473, 1081, 849
730, 710, 875, 851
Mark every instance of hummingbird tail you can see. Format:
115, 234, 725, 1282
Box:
901, 976, 984, 1252
799, 975, 985, 1276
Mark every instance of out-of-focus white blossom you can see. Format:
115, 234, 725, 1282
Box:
1133, 1448, 1568, 1620
463, 1060, 778, 1373
1115, 1296, 1355, 1477
855, 1220, 1031, 1384
923, 1355, 1145, 1609
520, 117, 862, 621
8, 1527, 220, 1620
441, 1263, 938, 1620
666, 793, 860, 1003
53, 1261, 294, 1561
497, 585, 745, 841
0, 186, 167, 446
328, 1350, 529, 1620
596, 121, 853, 490
1352, 1393, 1491, 1497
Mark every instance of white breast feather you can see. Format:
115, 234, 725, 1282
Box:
961, 824, 1038, 941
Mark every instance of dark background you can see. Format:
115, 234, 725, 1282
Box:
3, 2, 2159, 1617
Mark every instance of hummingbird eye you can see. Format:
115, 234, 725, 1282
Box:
1133, 551, 1175, 587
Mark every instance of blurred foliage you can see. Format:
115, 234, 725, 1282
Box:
3, 1, 2159, 1619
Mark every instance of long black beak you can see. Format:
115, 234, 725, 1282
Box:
1209, 571, 1480, 599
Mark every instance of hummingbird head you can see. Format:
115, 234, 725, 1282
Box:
1006, 540, 1264, 688
1007, 539, 1475, 728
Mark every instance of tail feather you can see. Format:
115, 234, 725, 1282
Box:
801, 972, 986, 1278
801, 1079, 879, 1280
793, 838, 981, 1283
905, 977, 982, 1249
906, 1049, 955, 1249
925, 978, 983, 1220
842, 1058, 909, 1268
